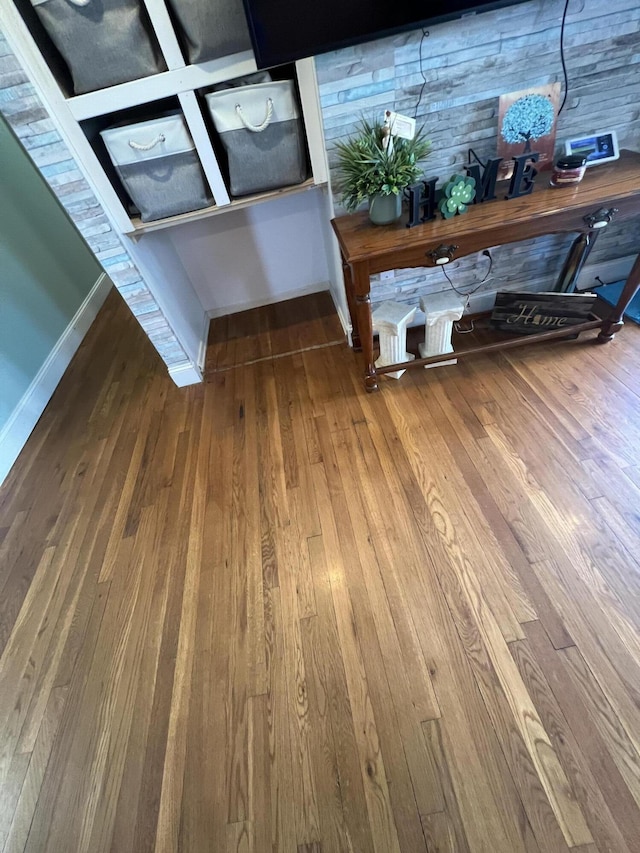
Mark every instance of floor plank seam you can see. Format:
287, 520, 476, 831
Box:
206, 339, 346, 374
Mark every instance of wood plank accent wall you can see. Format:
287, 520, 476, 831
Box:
315, 0, 640, 306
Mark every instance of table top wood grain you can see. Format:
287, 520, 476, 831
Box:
332, 149, 640, 268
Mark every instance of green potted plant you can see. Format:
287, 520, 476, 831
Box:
334, 119, 431, 224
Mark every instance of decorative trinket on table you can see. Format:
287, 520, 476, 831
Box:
405, 150, 541, 227
438, 174, 477, 218
505, 152, 539, 199
465, 156, 502, 202
372, 301, 416, 379
419, 292, 466, 368
550, 155, 587, 187
405, 178, 439, 227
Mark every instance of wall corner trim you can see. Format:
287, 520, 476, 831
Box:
166, 313, 208, 387
168, 361, 204, 387
0, 272, 112, 486
197, 314, 210, 372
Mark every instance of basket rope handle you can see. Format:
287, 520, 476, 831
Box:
128, 133, 166, 151
235, 98, 273, 133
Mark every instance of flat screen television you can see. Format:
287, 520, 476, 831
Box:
242, 0, 534, 69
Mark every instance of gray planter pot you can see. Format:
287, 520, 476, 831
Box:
368, 192, 402, 225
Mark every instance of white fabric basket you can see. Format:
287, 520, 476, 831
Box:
205, 80, 307, 197
100, 114, 212, 222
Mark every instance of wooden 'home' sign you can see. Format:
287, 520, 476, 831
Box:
490, 291, 597, 334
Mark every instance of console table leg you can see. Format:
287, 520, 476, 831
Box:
352, 262, 378, 391
598, 253, 640, 342
365, 373, 379, 392
356, 294, 378, 391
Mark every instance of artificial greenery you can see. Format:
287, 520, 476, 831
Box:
438, 174, 477, 219
334, 119, 431, 213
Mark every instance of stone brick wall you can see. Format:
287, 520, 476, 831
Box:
0, 32, 191, 369
316, 0, 640, 308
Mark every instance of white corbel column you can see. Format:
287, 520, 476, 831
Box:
372, 300, 417, 379
419, 292, 466, 368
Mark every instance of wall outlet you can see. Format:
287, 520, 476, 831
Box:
380, 270, 395, 281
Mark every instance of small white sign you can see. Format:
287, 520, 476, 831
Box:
384, 110, 416, 140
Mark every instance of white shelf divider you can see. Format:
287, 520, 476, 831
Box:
295, 57, 329, 186
67, 52, 258, 121
141, 0, 188, 70
178, 90, 231, 206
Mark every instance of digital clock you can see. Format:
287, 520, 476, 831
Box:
565, 130, 619, 167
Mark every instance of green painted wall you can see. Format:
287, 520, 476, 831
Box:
0, 114, 101, 429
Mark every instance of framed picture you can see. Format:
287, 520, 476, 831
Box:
497, 83, 560, 180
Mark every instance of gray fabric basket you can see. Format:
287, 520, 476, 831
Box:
205, 80, 307, 198
100, 114, 212, 222
165, 0, 252, 64
30, 0, 166, 95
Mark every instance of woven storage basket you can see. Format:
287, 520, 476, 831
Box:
166, 0, 252, 64
205, 80, 307, 197
30, 0, 165, 94
101, 114, 212, 222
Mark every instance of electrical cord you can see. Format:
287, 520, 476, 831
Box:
441, 249, 493, 295
414, 4, 569, 122
416, 1, 571, 326
558, 0, 571, 115
440, 250, 493, 333
414, 28, 430, 119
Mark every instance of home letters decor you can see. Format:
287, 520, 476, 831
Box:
506, 152, 540, 199
405, 151, 540, 227
466, 156, 503, 202
405, 178, 439, 228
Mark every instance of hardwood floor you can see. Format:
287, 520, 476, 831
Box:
1, 287, 640, 853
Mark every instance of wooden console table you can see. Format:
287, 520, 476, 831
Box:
331, 149, 640, 391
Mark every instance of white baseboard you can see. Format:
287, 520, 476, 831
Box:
334, 301, 351, 341
168, 360, 203, 387
576, 254, 636, 290
0, 272, 112, 487
206, 280, 330, 319
166, 314, 208, 387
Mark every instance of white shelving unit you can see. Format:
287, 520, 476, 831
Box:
3, 0, 330, 230
1, 0, 341, 384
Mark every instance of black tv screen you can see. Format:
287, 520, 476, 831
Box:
243, 0, 533, 69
